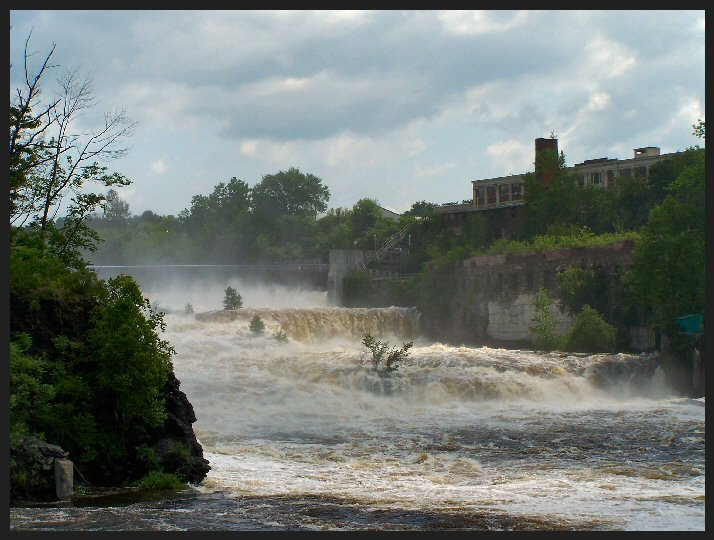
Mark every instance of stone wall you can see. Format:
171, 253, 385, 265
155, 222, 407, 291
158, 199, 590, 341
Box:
328, 249, 372, 305
421, 240, 656, 351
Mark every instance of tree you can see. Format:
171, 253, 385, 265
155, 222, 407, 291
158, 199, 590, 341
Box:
522, 151, 578, 237
250, 168, 330, 261
102, 188, 131, 226
557, 265, 610, 318
528, 287, 562, 351
10, 31, 136, 260
251, 167, 330, 219
561, 305, 616, 353
361, 332, 413, 376
402, 200, 436, 218
10, 32, 60, 225
613, 174, 650, 230
625, 155, 705, 332
180, 177, 253, 263
646, 147, 705, 207
249, 315, 265, 335
88, 275, 174, 430
223, 286, 243, 310
692, 118, 705, 139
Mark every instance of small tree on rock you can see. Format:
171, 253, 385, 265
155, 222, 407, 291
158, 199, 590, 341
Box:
362, 332, 413, 376
249, 315, 265, 335
223, 286, 242, 310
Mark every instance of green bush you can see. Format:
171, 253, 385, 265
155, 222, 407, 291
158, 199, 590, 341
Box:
562, 304, 617, 353
362, 332, 413, 376
272, 329, 289, 343
9, 333, 56, 438
223, 286, 243, 310
249, 315, 265, 335
136, 470, 186, 491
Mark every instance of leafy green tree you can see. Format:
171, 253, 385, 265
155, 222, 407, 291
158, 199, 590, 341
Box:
102, 188, 132, 226
692, 119, 705, 139
523, 151, 579, 238
613, 174, 651, 230
402, 200, 437, 218
625, 154, 705, 332
557, 265, 610, 318
87, 275, 174, 430
561, 304, 616, 353
528, 287, 562, 351
9, 333, 57, 438
252, 167, 330, 219
647, 147, 705, 206
250, 168, 329, 260
223, 286, 243, 310
179, 177, 253, 263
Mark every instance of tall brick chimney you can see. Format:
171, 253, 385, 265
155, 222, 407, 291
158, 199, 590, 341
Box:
534, 137, 559, 184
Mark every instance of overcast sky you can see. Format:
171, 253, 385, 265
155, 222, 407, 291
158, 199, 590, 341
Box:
10, 10, 705, 217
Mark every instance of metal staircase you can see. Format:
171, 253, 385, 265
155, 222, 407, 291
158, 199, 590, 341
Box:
356, 225, 411, 275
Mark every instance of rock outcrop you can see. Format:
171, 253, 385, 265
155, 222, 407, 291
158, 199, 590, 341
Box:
10, 283, 210, 501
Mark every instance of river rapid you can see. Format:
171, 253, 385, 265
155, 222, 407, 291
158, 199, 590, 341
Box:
10, 280, 705, 531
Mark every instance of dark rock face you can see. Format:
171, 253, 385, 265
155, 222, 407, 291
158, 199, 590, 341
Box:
149, 370, 211, 483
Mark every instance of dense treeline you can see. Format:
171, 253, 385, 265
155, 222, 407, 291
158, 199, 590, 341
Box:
86, 174, 412, 264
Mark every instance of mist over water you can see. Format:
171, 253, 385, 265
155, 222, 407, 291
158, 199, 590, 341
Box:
10, 279, 705, 531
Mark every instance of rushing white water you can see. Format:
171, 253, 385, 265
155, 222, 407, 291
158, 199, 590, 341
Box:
10, 282, 705, 531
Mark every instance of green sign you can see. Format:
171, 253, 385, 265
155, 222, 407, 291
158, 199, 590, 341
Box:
675, 313, 704, 335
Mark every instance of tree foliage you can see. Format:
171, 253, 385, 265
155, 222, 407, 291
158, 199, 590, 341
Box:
624, 151, 705, 331
223, 286, 243, 310
10, 237, 178, 483
557, 264, 610, 318
362, 332, 413, 376
88, 275, 174, 430
528, 287, 562, 351
249, 315, 265, 335
10, 31, 135, 266
561, 305, 617, 353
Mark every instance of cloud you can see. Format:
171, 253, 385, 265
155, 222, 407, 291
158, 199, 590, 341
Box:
438, 10, 530, 35
486, 139, 532, 175
150, 159, 167, 174
414, 162, 457, 178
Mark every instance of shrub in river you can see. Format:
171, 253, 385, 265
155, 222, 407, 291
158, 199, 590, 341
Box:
184, 303, 194, 314
272, 329, 289, 343
362, 332, 413, 376
223, 286, 243, 310
249, 315, 265, 335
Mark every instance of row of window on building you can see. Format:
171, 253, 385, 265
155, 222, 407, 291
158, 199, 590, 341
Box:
473, 165, 650, 208
578, 166, 648, 188
474, 183, 523, 207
